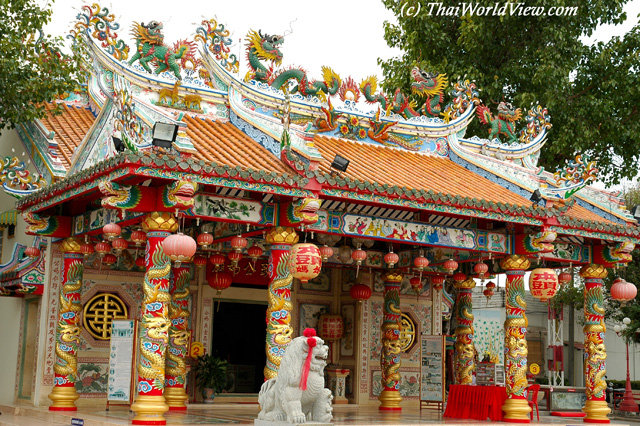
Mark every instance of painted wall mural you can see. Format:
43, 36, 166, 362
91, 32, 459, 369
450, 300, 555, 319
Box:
474, 309, 505, 363
371, 368, 421, 399
194, 194, 273, 224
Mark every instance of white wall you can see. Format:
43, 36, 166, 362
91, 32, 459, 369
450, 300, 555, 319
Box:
0, 297, 22, 404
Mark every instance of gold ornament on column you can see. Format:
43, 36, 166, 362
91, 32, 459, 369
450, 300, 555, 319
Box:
141, 212, 179, 233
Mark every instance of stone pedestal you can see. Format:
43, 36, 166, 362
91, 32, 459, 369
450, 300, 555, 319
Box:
326, 369, 350, 404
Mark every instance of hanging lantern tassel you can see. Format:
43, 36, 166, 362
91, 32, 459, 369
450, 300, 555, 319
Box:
410, 276, 423, 301
351, 248, 367, 278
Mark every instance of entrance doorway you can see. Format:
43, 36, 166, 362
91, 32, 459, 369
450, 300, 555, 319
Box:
210, 301, 267, 393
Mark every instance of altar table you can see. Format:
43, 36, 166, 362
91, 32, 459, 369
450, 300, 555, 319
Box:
443, 385, 507, 421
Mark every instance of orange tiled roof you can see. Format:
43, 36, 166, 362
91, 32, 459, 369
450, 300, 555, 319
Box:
563, 204, 615, 225
183, 115, 294, 174
313, 135, 533, 207
41, 103, 96, 169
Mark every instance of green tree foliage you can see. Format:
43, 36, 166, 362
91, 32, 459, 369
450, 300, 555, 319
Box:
0, 0, 80, 134
379, 0, 639, 184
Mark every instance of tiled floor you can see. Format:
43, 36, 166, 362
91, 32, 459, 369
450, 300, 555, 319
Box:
1, 404, 638, 426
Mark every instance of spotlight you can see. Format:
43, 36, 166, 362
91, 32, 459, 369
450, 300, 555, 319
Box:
111, 135, 125, 153
152, 122, 179, 148
631, 205, 640, 220
330, 154, 350, 173
530, 189, 543, 204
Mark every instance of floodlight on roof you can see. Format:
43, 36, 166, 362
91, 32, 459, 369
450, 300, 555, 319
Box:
330, 154, 350, 173
152, 122, 179, 148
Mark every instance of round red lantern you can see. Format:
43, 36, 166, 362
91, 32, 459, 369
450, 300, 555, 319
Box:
610, 278, 638, 305
197, 232, 214, 249
319, 245, 334, 262
25, 246, 40, 259
453, 272, 466, 283
483, 288, 494, 301
135, 256, 145, 268
102, 253, 117, 266
414, 255, 429, 270
208, 271, 232, 295
112, 237, 128, 253
350, 283, 372, 302
384, 251, 399, 268
317, 313, 344, 341
210, 253, 226, 266
474, 261, 489, 279
352, 248, 367, 276
81, 242, 94, 257
230, 235, 247, 253
193, 255, 207, 268
163, 233, 197, 265
558, 271, 572, 285
529, 268, 559, 302
95, 241, 111, 257
410, 276, 424, 299
485, 281, 496, 291
228, 251, 242, 265
288, 243, 322, 283
102, 222, 121, 241
443, 259, 458, 274
248, 245, 263, 262
432, 275, 446, 292
130, 230, 146, 247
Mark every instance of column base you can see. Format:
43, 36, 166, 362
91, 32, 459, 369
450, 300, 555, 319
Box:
131, 394, 169, 425
164, 386, 188, 410
502, 397, 531, 423
378, 390, 402, 411
48, 385, 79, 411
583, 400, 610, 423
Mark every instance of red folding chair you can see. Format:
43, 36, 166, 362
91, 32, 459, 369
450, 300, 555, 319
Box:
527, 384, 541, 421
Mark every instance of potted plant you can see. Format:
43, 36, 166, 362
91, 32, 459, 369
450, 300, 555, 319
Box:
193, 354, 228, 403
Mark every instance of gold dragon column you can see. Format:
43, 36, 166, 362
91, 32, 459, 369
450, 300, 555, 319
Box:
454, 277, 476, 385
164, 262, 191, 410
501, 255, 532, 423
378, 271, 403, 411
131, 212, 178, 425
580, 264, 611, 423
264, 226, 298, 380
48, 237, 83, 411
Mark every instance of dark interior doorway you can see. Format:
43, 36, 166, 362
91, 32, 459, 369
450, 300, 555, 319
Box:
210, 300, 267, 393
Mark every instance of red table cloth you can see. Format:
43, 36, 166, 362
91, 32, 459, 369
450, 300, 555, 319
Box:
443, 385, 507, 421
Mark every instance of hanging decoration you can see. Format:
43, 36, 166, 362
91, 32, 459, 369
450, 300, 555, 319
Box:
317, 314, 344, 341
102, 222, 121, 241
111, 237, 128, 254
288, 243, 322, 283
193, 255, 207, 268
81, 242, 94, 258
529, 268, 559, 302
453, 272, 466, 283
208, 271, 232, 294
410, 276, 424, 300
130, 230, 147, 246
443, 258, 458, 274
209, 253, 226, 270
102, 253, 117, 266
558, 270, 572, 285
197, 232, 214, 249
350, 283, 372, 302
610, 277, 638, 305
384, 249, 399, 268
414, 253, 429, 281
431, 275, 445, 292
228, 251, 242, 267
474, 261, 489, 279
95, 241, 111, 257
135, 256, 145, 268
230, 235, 248, 252
483, 287, 494, 302
248, 245, 263, 265
338, 244, 352, 263
351, 247, 367, 277
25, 246, 40, 259
163, 233, 197, 267
485, 281, 496, 292
319, 245, 334, 262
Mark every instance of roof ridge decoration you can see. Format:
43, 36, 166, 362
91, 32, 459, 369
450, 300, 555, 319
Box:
0, 156, 48, 198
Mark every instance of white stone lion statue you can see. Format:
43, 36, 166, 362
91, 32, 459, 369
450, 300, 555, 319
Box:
258, 328, 333, 424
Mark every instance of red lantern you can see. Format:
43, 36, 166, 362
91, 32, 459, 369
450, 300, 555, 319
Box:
25, 246, 40, 259
163, 233, 197, 264
248, 245, 263, 262
102, 253, 117, 265
558, 271, 572, 285
529, 268, 559, 302
474, 261, 489, 279
443, 259, 458, 274
319, 245, 334, 262
130, 230, 147, 246
317, 314, 344, 341
95, 241, 111, 257
135, 256, 145, 268
410, 276, 424, 299
103, 222, 121, 241
197, 232, 214, 249
81, 243, 94, 257
228, 251, 242, 265
208, 271, 232, 294
483, 288, 494, 301
350, 283, 372, 302
230, 235, 247, 253
610, 278, 638, 305
288, 243, 322, 283
485, 281, 496, 291
432, 275, 446, 292
112, 237, 128, 253
193, 255, 207, 268
414, 255, 429, 270
352, 248, 367, 277
453, 272, 466, 282
384, 251, 399, 268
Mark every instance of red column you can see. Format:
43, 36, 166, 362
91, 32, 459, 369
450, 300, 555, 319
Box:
378, 271, 403, 411
48, 237, 83, 411
131, 212, 178, 425
453, 278, 475, 385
